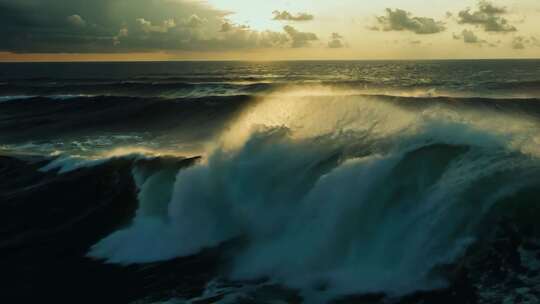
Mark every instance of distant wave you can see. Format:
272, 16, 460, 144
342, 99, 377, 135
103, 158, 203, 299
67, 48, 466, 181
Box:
482, 80, 540, 90
1, 75, 282, 84
0, 94, 252, 143
0, 81, 275, 100
38, 149, 199, 174
3, 90, 540, 145
0, 95, 38, 102
2, 77, 540, 101
2, 89, 540, 103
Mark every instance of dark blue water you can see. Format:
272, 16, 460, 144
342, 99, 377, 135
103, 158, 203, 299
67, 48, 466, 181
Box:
2, 60, 540, 304
1, 60, 540, 99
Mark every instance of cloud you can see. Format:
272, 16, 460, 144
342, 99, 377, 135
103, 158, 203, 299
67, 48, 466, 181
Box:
0, 0, 317, 53
331, 33, 343, 40
512, 36, 526, 49
136, 18, 176, 33
273, 11, 314, 22
113, 27, 129, 46
67, 14, 86, 27
511, 36, 540, 50
0, 0, 227, 52
458, 0, 516, 32
374, 8, 446, 34
220, 22, 234, 33
217, 21, 290, 48
258, 31, 291, 48
532, 37, 540, 47
185, 14, 206, 28
328, 33, 345, 48
118, 28, 129, 37
328, 40, 343, 48
453, 29, 490, 45
283, 25, 318, 48
462, 29, 482, 43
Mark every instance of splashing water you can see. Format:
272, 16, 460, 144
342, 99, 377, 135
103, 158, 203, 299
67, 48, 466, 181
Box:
84, 88, 540, 300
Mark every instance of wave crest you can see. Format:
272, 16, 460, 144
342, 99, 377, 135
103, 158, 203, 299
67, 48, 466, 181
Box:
87, 89, 540, 299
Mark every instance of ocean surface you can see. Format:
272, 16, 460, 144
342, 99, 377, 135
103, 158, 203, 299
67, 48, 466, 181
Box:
2, 60, 540, 303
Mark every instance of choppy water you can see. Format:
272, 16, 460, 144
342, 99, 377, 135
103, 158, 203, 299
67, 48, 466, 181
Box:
2, 60, 540, 303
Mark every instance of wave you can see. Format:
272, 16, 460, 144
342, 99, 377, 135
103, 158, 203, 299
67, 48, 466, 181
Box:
2, 89, 540, 105
37, 147, 201, 174
482, 80, 540, 90
79, 89, 540, 301
0, 94, 252, 144
3, 77, 540, 102
1, 75, 283, 85
0, 81, 275, 100
0, 94, 106, 102
0, 95, 39, 102
2, 85, 540, 107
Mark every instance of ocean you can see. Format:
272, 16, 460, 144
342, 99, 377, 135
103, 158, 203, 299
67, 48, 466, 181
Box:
2, 60, 540, 303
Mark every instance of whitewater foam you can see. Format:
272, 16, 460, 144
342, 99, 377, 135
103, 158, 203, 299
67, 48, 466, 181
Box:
87, 88, 540, 300
0, 95, 37, 102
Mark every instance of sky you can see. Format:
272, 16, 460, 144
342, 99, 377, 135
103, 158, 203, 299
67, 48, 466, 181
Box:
0, 0, 539, 61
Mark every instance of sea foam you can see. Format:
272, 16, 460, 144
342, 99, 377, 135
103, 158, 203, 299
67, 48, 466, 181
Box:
88, 88, 540, 299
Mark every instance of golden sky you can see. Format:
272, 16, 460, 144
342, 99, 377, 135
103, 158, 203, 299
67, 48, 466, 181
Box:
0, 0, 539, 61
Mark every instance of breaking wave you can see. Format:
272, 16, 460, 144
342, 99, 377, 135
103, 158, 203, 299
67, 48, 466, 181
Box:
81, 89, 540, 300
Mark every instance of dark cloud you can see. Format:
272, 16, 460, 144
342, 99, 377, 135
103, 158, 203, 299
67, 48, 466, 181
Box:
0, 0, 224, 52
273, 11, 314, 22
458, 0, 516, 32
374, 8, 446, 34
283, 25, 318, 48
328, 33, 344, 48
0, 0, 314, 53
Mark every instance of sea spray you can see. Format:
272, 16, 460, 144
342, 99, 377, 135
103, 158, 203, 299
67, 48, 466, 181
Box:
88, 90, 540, 299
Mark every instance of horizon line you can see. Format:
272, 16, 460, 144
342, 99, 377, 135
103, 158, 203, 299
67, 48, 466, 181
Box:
1, 57, 540, 63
